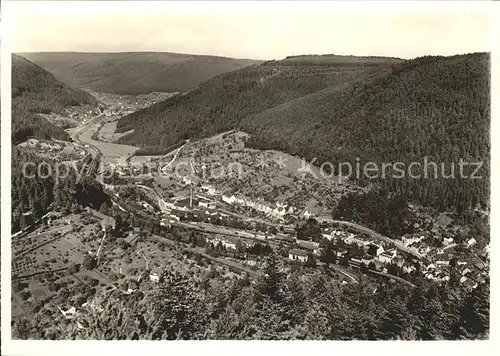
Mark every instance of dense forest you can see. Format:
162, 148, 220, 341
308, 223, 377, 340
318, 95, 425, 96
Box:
12, 54, 97, 143
116, 53, 490, 212
11, 148, 110, 232
245, 53, 490, 213
333, 189, 415, 238
19, 52, 260, 95
11, 54, 106, 230
14, 253, 489, 340
116, 55, 400, 145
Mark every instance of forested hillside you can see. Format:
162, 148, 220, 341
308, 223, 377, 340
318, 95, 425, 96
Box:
245, 53, 490, 212
11, 148, 110, 231
12, 54, 97, 143
19, 52, 260, 95
116, 55, 401, 145
14, 253, 489, 340
116, 53, 490, 212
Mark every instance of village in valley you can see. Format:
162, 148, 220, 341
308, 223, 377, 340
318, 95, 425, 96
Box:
7, 3, 492, 342
12, 99, 490, 333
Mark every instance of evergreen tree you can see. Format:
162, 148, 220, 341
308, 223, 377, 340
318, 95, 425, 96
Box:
255, 252, 284, 304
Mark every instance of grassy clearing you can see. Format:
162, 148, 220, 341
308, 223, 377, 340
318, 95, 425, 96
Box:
97, 121, 132, 142
79, 124, 139, 165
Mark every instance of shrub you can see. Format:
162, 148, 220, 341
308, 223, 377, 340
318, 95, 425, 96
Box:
82, 255, 97, 271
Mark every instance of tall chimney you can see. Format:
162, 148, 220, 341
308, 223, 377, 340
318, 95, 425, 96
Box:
189, 184, 193, 209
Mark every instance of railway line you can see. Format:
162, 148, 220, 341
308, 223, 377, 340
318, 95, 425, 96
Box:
70, 114, 421, 288
101, 174, 415, 288
145, 234, 261, 277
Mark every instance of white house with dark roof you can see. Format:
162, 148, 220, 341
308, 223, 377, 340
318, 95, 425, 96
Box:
434, 252, 451, 266
322, 228, 344, 241
461, 268, 472, 276
126, 280, 139, 294
467, 237, 477, 247
335, 247, 348, 258
463, 278, 478, 289
212, 236, 239, 250
149, 267, 163, 283
296, 240, 320, 255
344, 234, 371, 247
443, 237, 454, 246
484, 243, 490, 258
425, 272, 436, 281
402, 235, 425, 247
402, 264, 416, 274
435, 260, 450, 267
367, 243, 385, 256
426, 263, 436, 271
418, 246, 431, 255
376, 248, 397, 264
303, 211, 313, 219
350, 258, 362, 267
169, 214, 180, 222
288, 249, 309, 263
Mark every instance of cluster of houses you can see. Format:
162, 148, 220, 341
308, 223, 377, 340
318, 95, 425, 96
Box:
200, 185, 218, 196
286, 224, 488, 288
211, 235, 239, 250
395, 226, 487, 286
201, 184, 316, 222
221, 194, 295, 219
161, 202, 231, 227
175, 213, 489, 289
135, 178, 489, 290
153, 180, 312, 234
104, 108, 130, 117
22, 138, 63, 152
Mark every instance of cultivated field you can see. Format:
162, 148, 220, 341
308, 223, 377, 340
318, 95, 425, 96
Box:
158, 131, 365, 217
98, 121, 132, 143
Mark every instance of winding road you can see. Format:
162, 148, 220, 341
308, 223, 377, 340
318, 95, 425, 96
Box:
160, 140, 189, 173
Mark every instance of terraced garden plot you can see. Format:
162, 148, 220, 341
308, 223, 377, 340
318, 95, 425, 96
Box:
30, 279, 50, 300
12, 256, 36, 276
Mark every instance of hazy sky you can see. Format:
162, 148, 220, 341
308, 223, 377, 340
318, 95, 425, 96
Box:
8, 1, 492, 60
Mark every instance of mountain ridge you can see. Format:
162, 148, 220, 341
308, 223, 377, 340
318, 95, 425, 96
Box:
116, 54, 400, 145
115, 52, 489, 211
18, 51, 262, 95
12, 54, 98, 143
